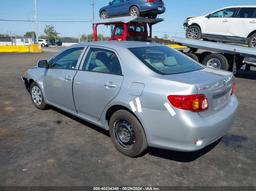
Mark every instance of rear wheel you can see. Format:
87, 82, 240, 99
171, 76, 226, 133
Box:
202, 53, 229, 70
109, 110, 147, 157
248, 32, 256, 48
130, 6, 140, 17
186, 25, 202, 40
100, 11, 108, 19
149, 14, 157, 19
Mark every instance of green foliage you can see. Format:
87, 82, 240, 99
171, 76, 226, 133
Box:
44, 25, 59, 40
80, 33, 108, 42
24, 32, 36, 39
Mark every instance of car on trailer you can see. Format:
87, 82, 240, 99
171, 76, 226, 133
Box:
184, 6, 256, 47
99, 0, 165, 19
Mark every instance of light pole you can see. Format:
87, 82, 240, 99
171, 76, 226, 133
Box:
33, 0, 39, 43
91, 0, 95, 23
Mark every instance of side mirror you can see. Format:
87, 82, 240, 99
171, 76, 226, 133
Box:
38, 60, 49, 68
109, 1, 112, 5
206, 14, 211, 19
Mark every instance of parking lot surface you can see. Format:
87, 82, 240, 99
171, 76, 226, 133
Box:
0, 51, 255, 186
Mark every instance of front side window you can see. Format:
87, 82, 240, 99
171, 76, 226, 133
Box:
82, 48, 122, 75
210, 8, 238, 18
129, 46, 203, 75
50, 47, 84, 70
238, 8, 256, 18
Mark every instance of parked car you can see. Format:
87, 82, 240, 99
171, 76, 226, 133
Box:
184, 6, 256, 47
22, 41, 238, 157
38, 39, 48, 47
99, 0, 165, 19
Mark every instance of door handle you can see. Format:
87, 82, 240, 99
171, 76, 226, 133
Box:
104, 82, 117, 89
64, 76, 72, 81
249, 20, 256, 24
222, 19, 228, 23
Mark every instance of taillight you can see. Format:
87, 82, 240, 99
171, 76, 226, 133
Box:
147, 0, 156, 2
168, 94, 208, 112
231, 84, 236, 96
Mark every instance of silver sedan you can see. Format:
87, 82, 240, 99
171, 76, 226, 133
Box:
23, 41, 238, 157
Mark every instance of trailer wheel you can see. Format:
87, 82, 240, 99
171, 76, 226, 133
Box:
185, 52, 199, 62
248, 32, 256, 48
202, 53, 229, 70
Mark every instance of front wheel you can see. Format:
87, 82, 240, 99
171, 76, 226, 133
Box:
100, 11, 108, 19
30, 82, 48, 110
109, 110, 147, 157
130, 6, 140, 17
186, 25, 202, 40
248, 32, 256, 48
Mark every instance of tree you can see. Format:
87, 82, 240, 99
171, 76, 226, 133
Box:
44, 25, 59, 41
163, 34, 169, 40
24, 32, 36, 40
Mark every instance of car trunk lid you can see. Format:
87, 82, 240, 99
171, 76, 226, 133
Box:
157, 68, 234, 116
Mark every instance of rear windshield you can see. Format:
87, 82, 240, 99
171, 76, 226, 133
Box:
129, 46, 203, 75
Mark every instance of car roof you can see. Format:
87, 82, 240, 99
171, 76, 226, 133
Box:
73, 41, 162, 49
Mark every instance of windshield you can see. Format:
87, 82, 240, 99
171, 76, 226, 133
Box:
129, 46, 203, 75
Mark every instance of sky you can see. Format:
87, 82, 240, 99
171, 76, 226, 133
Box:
0, 0, 255, 38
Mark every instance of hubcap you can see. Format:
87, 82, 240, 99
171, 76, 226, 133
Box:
187, 27, 200, 39
206, 58, 222, 69
114, 120, 135, 149
31, 86, 43, 106
130, 8, 138, 17
251, 36, 256, 47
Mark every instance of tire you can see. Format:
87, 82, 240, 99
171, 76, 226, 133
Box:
109, 110, 147, 157
186, 25, 202, 40
41, 43, 45, 47
149, 14, 157, 19
202, 53, 229, 70
248, 32, 256, 48
30, 82, 48, 110
129, 6, 140, 17
100, 11, 108, 19
185, 52, 199, 62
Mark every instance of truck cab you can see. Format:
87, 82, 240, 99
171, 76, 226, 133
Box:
93, 16, 163, 41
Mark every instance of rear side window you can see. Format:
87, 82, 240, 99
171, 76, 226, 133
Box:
129, 46, 203, 75
210, 8, 238, 18
82, 48, 122, 75
238, 8, 256, 18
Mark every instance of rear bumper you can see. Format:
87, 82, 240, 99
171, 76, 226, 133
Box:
140, 96, 239, 151
140, 3, 166, 15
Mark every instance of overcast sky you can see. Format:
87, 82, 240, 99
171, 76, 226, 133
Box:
0, 0, 255, 38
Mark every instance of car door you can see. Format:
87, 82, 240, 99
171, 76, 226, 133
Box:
108, 0, 128, 16
44, 47, 85, 111
228, 8, 256, 39
73, 47, 124, 120
203, 8, 238, 37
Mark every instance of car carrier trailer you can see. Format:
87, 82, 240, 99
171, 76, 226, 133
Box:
170, 37, 256, 73
93, 16, 163, 41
